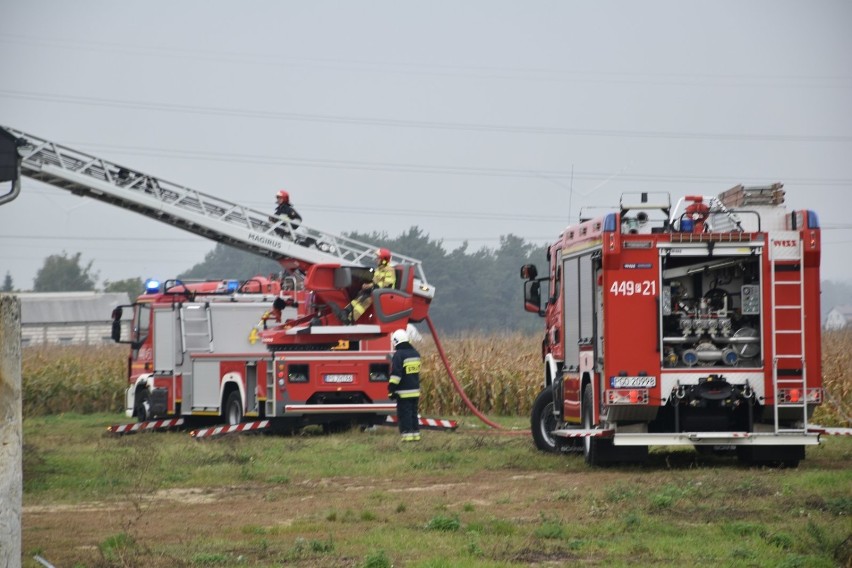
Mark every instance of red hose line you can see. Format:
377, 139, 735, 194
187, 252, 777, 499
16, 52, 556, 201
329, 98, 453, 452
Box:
425, 315, 505, 430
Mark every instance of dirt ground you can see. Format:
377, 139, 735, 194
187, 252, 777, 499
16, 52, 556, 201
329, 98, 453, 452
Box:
21, 428, 851, 567
24, 469, 600, 567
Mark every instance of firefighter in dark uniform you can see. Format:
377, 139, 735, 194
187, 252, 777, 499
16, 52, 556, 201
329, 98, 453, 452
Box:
273, 190, 302, 238
388, 328, 421, 442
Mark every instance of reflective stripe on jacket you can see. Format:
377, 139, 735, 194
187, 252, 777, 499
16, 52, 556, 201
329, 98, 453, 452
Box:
374, 264, 396, 289
389, 345, 420, 398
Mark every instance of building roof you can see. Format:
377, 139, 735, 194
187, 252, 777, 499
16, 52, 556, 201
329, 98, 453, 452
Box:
829, 305, 852, 319
18, 292, 131, 324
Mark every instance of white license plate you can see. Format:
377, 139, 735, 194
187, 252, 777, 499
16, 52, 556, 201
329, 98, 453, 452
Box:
324, 374, 354, 384
610, 376, 656, 388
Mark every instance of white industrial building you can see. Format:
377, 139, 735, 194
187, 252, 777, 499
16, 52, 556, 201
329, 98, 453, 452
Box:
824, 305, 852, 331
18, 292, 131, 346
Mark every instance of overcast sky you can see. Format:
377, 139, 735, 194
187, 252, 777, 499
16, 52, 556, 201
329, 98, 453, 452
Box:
1, 1, 850, 289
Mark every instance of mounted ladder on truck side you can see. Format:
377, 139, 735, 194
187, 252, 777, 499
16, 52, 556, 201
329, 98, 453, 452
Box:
717, 185, 814, 437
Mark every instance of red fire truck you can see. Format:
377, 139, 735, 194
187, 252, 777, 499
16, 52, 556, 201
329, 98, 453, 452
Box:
522, 186, 823, 466
0, 126, 434, 432
110, 264, 426, 432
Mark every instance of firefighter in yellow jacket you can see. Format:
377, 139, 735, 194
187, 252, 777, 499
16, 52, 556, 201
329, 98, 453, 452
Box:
338, 248, 396, 324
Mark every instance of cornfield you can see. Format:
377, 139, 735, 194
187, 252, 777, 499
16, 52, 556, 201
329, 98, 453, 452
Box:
419, 333, 541, 416
815, 330, 852, 426
21, 331, 852, 425
22, 344, 127, 417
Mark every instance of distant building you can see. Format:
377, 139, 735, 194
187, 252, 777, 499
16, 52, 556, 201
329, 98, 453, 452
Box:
824, 305, 852, 331
18, 291, 131, 346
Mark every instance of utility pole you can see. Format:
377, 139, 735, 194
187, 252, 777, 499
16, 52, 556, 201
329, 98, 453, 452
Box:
0, 295, 22, 568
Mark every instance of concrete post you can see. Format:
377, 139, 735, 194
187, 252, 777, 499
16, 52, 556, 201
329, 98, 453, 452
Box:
0, 295, 22, 568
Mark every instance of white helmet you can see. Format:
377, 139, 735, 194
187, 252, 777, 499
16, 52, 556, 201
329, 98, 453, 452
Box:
405, 323, 422, 343
391, 328, 409, 349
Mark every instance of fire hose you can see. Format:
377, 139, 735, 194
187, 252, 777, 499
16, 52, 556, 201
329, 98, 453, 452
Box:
425, 315, 529, 434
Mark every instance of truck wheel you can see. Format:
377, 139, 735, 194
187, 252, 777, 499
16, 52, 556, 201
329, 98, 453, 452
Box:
582, 386, 614, 466
224, 391, 244, 425
581, 387, 648, 466
322, 420, 353, 434
135, 389, 151, 423
531, 386, 560, 453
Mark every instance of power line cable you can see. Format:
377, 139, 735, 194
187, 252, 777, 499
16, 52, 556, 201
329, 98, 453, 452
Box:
2, 89, 850, 143
2, 34, 851, 89
16, 141, 852, 187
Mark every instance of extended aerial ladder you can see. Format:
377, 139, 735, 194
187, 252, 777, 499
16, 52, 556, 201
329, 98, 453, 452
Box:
0, 124, 446, 434
0, 125, 435, 313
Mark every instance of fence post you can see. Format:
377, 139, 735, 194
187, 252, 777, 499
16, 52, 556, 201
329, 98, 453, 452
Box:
0, 295, 22, 568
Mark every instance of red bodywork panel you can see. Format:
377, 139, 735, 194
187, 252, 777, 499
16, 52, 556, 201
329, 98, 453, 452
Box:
299, 263, 418, 330
600, 242, 660, 393
271, 348, 391, 404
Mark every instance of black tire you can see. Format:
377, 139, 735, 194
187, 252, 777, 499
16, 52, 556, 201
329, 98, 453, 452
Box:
582, 386, 615, 466
322, 420, 354, 435
135, 388, 150, 423
224, 390, 244, 426
531, 386, 561, 453
581, 387, 648, 466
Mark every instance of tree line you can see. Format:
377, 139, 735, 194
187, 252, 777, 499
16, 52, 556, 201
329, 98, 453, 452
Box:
14, 228, 852, 333
179, 226, 549, 334
4, 252, 144, 299
10, 229, 549, 333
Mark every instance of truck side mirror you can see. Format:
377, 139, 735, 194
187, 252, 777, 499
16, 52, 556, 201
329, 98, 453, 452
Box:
111, 307, 123, 342
0, 129, 23, 206
524, 280, 545, 316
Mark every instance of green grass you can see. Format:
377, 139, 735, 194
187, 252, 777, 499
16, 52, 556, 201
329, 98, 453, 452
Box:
21, 413, 852, 568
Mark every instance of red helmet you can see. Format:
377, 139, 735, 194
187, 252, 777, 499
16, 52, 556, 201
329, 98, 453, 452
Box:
377, 248, 391, 263
276, 190, 289, 203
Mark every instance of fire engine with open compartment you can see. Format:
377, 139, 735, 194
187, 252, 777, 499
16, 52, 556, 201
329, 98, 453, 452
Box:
522, 185, 823, 466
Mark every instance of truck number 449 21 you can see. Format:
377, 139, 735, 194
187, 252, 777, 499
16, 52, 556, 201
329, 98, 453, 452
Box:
609, 280, 656, 296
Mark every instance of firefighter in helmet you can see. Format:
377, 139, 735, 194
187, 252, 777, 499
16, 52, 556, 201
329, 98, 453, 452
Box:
335, 248, 396, 324
273, 190, 302, 238
683, 195, 710, 234
388, 327, 421, 442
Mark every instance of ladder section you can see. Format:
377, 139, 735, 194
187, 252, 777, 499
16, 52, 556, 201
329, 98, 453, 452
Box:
180, 304, 213, 353
768, 231, 808, 434
718, 183, 785, 208
1, 126, 431, 292
706, 196, 744, 233
708, 183, 786, 233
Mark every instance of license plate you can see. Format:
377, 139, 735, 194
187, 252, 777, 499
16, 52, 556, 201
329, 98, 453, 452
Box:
324, 374, 354, 384
610, 376, 656, 388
